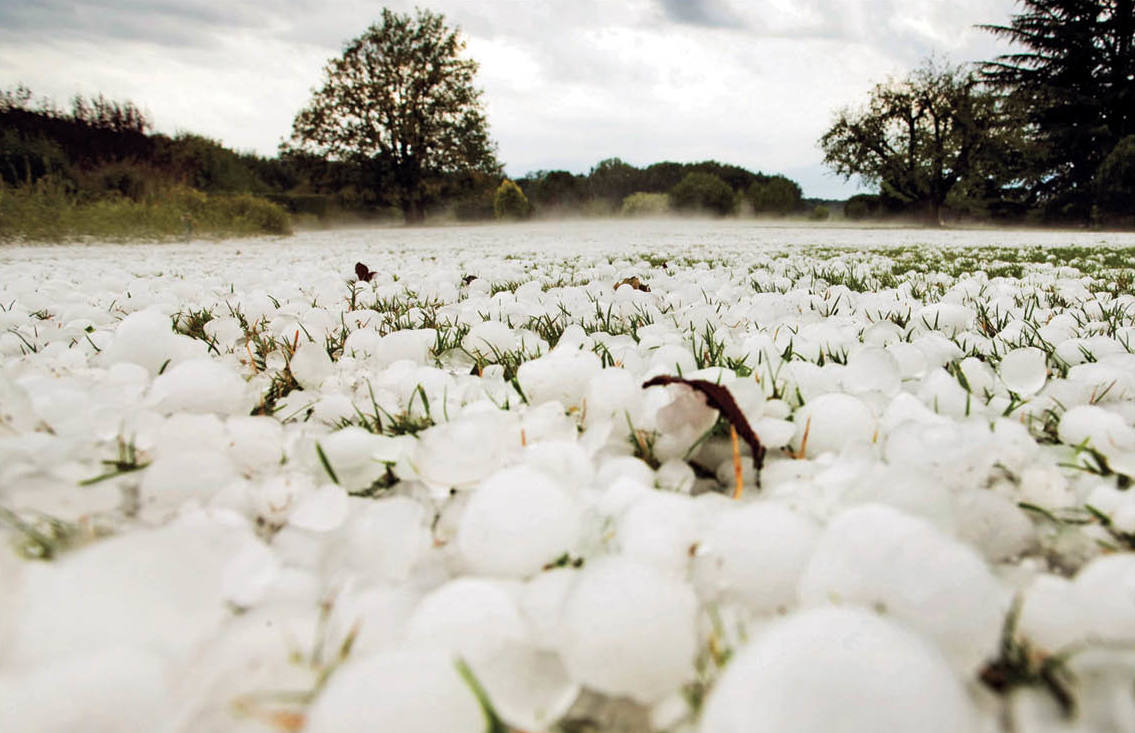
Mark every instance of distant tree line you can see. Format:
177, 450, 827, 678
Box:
824, 0, 1134, 226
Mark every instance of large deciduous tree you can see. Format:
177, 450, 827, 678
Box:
982, 0, 1134, 220
286, 8, 499, 223
819, 61, 1007, 225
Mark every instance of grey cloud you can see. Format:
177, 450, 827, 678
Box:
656, 0, 744, 28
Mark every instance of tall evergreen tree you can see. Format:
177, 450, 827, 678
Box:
982, 0, 1134, 219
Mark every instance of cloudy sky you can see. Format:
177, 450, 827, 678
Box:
0, 0, 1019, 198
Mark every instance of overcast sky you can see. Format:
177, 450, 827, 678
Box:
0, 0, 1020, 198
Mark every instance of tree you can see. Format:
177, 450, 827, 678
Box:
669, 172, 736, 215
820, 60, 1006, 225
285, 8, 499, 223
493, 179, 531, 220
748, 175, 802, 215
982, 0, 1135, 220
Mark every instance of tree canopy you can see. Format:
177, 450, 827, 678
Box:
982, 0, 1135, 220
820, 61, 1007, 224
285, 8, 499, 222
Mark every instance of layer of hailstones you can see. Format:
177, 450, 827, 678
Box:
1, 235, 1135, 733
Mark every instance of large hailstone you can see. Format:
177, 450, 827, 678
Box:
101, 308, 201, 375
694, 502, 819, 613
998, 346, 1048, 395
148, 358, 252, 414
798, 504, 1006, 671
559, 557, 699, 703
699, 607, 975, 733
457, 465, 582, 577
0, 646, 172, 733
303, 650, 483, 733
791, 393, 875, 458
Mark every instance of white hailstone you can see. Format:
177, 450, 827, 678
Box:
288, 342, 333, 390
1059, 404, 1135, 451
596, 455, 657, 488
753, 417, 796, 449
304, 649, 483, 733
516, 351, 602, 408
886, 341, 929, 380
139, 449, 238, 509
150, 412, 228, 456
694, 502, 819, 612
655, 458, 696, 493
523, 440, 595, 492
413, 410, 521, 491
1073, 553, 1135, 644
1017, 574, 1082, 653
918, 302, 973, 337
583, 367, 645, 428
245, 471, 316, 527
651, 383, 721, 462
617, 491, 700, 575
520, 567, 578, 649
289, 482, 349, 531
841, 346, 901, 395
220, 537, 280, 608
224, 415, 284, 474
457, 465, 583, 577
462, 319, 518, 357
313, 392, 356, 425
918, 368, 972, 417
520, 400, 580, 444
959, 356, 997, 397
101, 308, 199, 375
202, 315, 244, 346
953, 488, 1035, 562
376, 329, 434, 365
337, 496, 430, 582
407, 578, 525, 660
999, 346, 1048, 395
317, 426, 388, 492
343, 328, 382, 357
799, 504, 1006, 671
699, 607, 974, 733
647, 343, 698, 375
791, 393, 875, 458
0, 646, 172, 733
6, 520, 247, 665
148, 358, 252, 414
559, 557, 699, 703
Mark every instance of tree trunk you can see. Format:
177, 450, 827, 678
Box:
928, 199, 945, 227
403, 198, 426, 224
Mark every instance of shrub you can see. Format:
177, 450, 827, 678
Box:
809, 205, 831, 222
668, 172, 736, 215
621, 192, 670, 217
747, 176, 802, 215
494, 179, 531, 220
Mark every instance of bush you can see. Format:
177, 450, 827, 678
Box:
494, 179, 531, 220
0, 181, 291, 241
809, 205, 831, 222
747, 176, 802, 215
668, 172, 736, 215
621, 192, 670, 217
843, 194, 881, 221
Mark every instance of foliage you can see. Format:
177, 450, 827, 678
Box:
747, 175, 802, 215
820, 60, 1011, 224
0, 180, 290, 241
493, 179, 531, 220
1095, 135, 1135, 222
843, 193, 880, 220
809, 205, 831, 221
285, 8, 500, 223
621, 191, 671, 216
518, 170, 585, 211
668, 172, 737, 215
982, 0, 1135, 220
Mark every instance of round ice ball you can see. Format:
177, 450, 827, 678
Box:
798, 504, 1005, 671
457, 466, 582, 577
694, 502, 819, 613
999, 347, 1048, 395
699, 607, 974, 733
148, 358, 251, 414
842, 347, 901, 395
559, 557, 698, 703
304, 649, 483, 733
792, 393, 875, 458
289, 342, 333, 390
